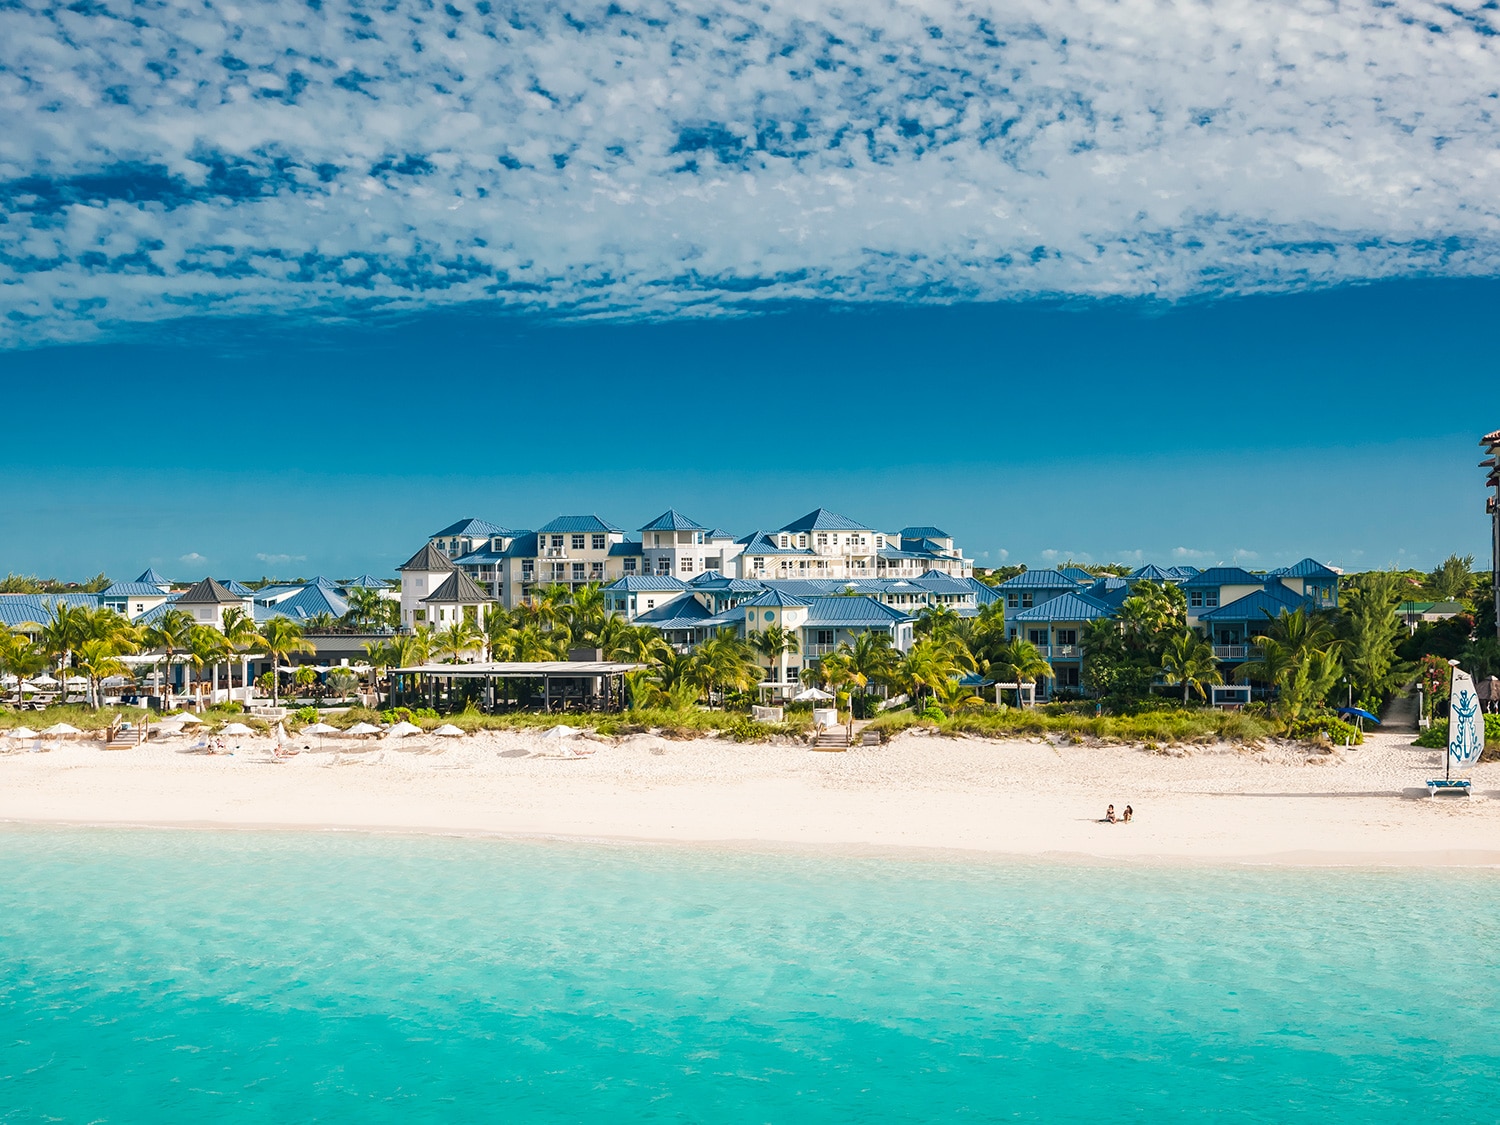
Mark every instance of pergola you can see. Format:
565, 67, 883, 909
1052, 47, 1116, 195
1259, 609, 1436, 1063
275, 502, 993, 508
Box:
388, 661, 644, 714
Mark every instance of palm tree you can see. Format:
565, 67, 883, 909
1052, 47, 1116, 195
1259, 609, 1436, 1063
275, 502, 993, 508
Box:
987, 638, 1052, 705
1160, 629, 1222, 704
847, 631, 899, 701
220, 607, 261, 705
302, 612, 339, 632
689, 628, 759, 709
434, 619, 483, 663
344, 586, 398, 631
483, 606, 520, 661
1236, 607, 1343, 721
38, 600, 87, 688
144, 607, 194, 700
185, 625, 228, 708
897, 637, 976, 707
567, 582, 607, 644
607, 623, 673, 667
914, 603, 959, 640
749, 624, 799, 693
74, 637, 132, 709
258, 618, 315, 707
0, 628, 46, 699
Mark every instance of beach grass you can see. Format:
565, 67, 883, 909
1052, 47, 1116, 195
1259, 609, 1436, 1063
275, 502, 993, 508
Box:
295, 705, 815, 742
868, 704, 1275, 745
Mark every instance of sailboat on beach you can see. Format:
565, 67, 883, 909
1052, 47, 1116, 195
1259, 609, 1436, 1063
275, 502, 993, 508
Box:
1428, 661, 1486, 797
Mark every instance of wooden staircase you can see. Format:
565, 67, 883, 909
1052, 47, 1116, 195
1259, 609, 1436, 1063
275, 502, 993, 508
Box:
103, 725, 146, 751
812, 728, 850, 751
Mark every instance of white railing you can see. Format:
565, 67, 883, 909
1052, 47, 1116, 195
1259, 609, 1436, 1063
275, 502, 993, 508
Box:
1213, 645, 1250, 660
543, 548, 566, 558
804, 643, 838, 657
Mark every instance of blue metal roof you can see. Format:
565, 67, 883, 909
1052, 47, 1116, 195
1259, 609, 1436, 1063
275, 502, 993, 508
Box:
1085, 578, 1132, 609
899, 525, 949, 540
703, 528, 735, 540
1057, 567, 1096, 583
745, 588, 809, 608
737, 531, 813, 555
1011, 591, 1115, 622
639, 509, 707, 532
1182, 567, 1263, 587
255, 583, 350, 622
698, 606, 748, 630
910, 571, 972, 594
779, 508, 868, 533
536, 514, 622, 534
132, 599, 183, 627
1267, 558, 1342, 579
0, 599, 57, 628
636, 598, 715, 628
1128, 564, 1173, 582
1199, 584, 1306, 622
965, 578, 1003, 605
608, 541, 644, 557
429, 517, 509, 539
134, 567, 171, 586
342, 574, 391, 589
995, 569, 1079, 590
604, 575, 690, 592
877, 548, 932, 560
1165, 566, 1200, 580
802, 596, 909, 627
500, 533, 541, 558
690, 572, 765, 593
101, 582, 172, 598
213, 579, 255, 597
453, 546, 508, 565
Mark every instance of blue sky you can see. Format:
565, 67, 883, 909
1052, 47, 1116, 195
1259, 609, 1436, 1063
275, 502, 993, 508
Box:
2, 0, 1498, 580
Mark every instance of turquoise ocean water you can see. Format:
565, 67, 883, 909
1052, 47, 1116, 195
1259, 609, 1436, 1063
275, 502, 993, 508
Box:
1, 827, 1497, 1122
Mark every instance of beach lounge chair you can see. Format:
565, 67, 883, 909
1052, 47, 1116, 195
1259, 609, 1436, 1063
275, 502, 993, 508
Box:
1426, 778, 1472, 797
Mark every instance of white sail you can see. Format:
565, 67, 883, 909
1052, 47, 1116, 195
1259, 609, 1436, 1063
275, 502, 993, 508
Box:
1449, 666, 1485, 770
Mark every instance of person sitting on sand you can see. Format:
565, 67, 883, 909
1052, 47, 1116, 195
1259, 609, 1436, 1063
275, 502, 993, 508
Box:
1122, 805, 1133, 823
1103, 804, 1116, 823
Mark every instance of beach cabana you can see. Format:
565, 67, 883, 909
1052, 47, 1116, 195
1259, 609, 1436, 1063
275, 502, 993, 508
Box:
387, 660, 643, 714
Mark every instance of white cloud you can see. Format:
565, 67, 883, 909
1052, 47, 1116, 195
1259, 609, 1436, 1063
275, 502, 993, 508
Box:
179, 552, 206, 564
256, 552, 307, 565
1171, 546, 1213, 560
1040, 548, 1093, 564
1231, 548, 1260, 562
4, 0, 1500, 344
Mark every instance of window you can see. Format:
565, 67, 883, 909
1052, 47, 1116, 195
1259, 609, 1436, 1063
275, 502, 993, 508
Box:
552, 562, 567, 580
656, 558, 671, 575
592, 534, 606, 550
521, 564, 534, 581
753, 558, 766, 575
414, 609, 426, 623
679, 556, 694, 573
815, 629, 834, 646
572, 563, 585, 580
797, 534, 807, 548
572, 534, 586, 550
1022, 593, 1034, 609
875, 535, 885, 549
590, 562, 604, 579
1028, 629, 1047, 646
1205, 593, 1219, 608
623, 558, 637, 574
817, 533, 828, 547
1056, 629, 1077, 646
779, 535, 789, 548
646, 599, 655, 609
1189, 591, 1203, 608
787, 666, 800, 682
415, 577, 425, 589
551, 535, 564, 549
1007, 593, 1019, 608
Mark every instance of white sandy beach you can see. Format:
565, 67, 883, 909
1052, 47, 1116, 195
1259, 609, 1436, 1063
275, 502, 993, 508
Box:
1, 726, 1497, 865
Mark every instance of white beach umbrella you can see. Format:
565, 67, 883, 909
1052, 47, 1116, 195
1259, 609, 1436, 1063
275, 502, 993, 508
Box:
65, 676, 89, 687
385, 721, 422, 738
30, 674, 58, 686
41, 723, 82, 736
302, 722, 339, 735
220, 722, 254, 736
175, 713, 204, 724
792, 687, 833, 702
8, 727, 40, 740
343, 722, 382, 737
432, 724, 465, 737
542, 725, 578, 740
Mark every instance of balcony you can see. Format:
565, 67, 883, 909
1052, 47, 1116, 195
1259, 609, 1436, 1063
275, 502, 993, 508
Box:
1035, 644, 1080, 659
543, 548, 566, 558
1213, 645, 1250, 660
803, 643, 838, 657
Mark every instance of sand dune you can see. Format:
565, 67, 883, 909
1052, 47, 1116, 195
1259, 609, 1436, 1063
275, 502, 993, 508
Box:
1, 726, 1496, 865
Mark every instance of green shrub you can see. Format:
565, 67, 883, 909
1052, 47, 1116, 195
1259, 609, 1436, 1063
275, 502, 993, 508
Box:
867, 703, 1274, 744
1286, 714, 1363, 745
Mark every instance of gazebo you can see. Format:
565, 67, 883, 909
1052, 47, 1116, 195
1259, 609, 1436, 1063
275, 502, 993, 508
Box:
387, 660, 643, 714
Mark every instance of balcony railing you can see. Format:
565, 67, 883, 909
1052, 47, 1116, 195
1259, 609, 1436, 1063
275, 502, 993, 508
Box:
1213, 645, 1250, 660
803, 643, 838, 657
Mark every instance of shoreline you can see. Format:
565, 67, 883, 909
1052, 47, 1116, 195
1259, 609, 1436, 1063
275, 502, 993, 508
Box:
2, 726, 1497, 868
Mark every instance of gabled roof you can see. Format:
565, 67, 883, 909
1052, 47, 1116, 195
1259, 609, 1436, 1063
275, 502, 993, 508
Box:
255, 584, 350, 622
910, 571, 973, 595
422, 570, 491, 605
453, 545, 509, 565
636, 597, 716, 628
343, 574, 391, 589
1012, 591, 1115, 622
1165, 566, 1200, 580
703, 528, 735, 540
737, 531, 813, 555
398, 543, 457, 573
779, 508, 868, 533
604, 575, 690, 592
965, 577, 1003, 605
1268, 558, 1342, 579
101, 582, 172, 598
215, 579, 255, 597
995, 569, 1079, 590
1128, 564, 1174, 582
430, 518, 509, 539
134, 568, 171, 587
1057, 566, 1096, 583
1198, 583, 1306, 622
690, 572, 765, 593
745, 588, 809, 608
1182, 567, 1262, 587
501, 532, 540, 558
639, 509, 707, 532
802, 596, 910, 627
1085, 577, 1132, 609
176, 578, 244, 605
900, 525, 950, 540
608, 541, 644, 557
536, 514, 622, 534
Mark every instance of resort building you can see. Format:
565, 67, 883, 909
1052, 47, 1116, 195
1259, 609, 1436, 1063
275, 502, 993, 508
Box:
398, 543, 456, 630
175, 577, 254, 629
639, 510, 743, 578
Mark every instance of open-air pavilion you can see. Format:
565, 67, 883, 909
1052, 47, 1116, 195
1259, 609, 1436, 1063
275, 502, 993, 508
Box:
388, 661, 643, 714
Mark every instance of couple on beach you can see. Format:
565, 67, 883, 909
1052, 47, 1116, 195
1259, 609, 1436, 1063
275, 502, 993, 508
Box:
1103, 804, 1133, 824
